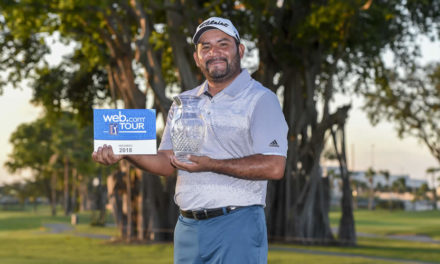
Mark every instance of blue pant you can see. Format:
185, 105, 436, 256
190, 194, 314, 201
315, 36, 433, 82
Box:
174, 205, 268, 264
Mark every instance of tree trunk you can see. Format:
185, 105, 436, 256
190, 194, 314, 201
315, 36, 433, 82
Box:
165, 0, 199, 91
368, 186, 375, 210
288, 64, 335, 244
294, 154, 334, 244
91, 168, 107, 226
71, 169, 78, 213
107, 170, 126, 238
137, 169, 146, 241
265, 70, 299, 242
266, 179, 287, 241
130, 0, 171, 114
78, 175, 89, 211
51, 170, 57, 217
339, 174, 356, 245
388, 180, 392, 211
121, 160, 134, 242
97, 1, 179, 242
331, 126, 356, 246
141, 171, 178, 241
64, 156, 71, 216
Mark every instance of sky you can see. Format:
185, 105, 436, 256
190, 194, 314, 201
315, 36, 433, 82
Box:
0, 35, 439, 186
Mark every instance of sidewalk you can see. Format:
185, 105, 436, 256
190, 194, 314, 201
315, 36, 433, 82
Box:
43, 223, 113, 240
332, 227, 440, 244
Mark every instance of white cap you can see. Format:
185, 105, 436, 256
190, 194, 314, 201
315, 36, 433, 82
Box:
192, 17, 240, 44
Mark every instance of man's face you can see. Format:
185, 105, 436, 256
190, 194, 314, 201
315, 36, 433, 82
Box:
193, 29, 244, 83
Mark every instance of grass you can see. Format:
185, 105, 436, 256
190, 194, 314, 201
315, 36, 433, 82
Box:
0, 206, 439, 263
0, 209, 69, 232
0, 232, 174, 264
330, 209, 440, 240
274, 236, 440, 263
268, 250, 402, 264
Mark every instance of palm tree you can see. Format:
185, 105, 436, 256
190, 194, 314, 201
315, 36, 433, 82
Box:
365, 167, 376, 210
380, 170, 391, 211
426, 167, 440, 210
392, 177, 406, 194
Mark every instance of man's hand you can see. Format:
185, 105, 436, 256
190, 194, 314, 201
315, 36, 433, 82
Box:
170, 155, 212, 172
92, 145, 124, 165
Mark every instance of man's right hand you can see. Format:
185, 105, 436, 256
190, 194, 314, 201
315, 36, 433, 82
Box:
92, 145, 124, 165
92, 147, 176, 177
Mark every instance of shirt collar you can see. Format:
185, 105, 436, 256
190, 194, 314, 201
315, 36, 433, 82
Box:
196, 69, 252, 97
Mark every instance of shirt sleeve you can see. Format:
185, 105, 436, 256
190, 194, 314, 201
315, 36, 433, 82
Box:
250, 91, 288, 156
158, 103, 175, 151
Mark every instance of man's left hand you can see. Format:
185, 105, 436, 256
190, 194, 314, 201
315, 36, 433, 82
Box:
170, 155, 212, 172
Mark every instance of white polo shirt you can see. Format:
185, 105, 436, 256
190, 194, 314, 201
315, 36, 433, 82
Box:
159, 69, 288, 210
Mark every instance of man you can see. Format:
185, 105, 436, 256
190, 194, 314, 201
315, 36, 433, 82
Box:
93, 17, 288, 264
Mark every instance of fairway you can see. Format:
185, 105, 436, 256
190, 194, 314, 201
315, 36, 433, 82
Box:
330, 209, 440, 240
0, 207, 439, 263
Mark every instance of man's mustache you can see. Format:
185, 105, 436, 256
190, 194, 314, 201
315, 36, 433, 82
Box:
206, 57, 227, 67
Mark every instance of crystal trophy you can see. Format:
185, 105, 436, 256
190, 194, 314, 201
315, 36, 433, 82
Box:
171, 95, 206, 163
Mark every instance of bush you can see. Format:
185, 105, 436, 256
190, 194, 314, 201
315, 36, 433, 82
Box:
375, 199, 405, 210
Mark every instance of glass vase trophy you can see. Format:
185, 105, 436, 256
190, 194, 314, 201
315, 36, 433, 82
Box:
171, 95, 206, 163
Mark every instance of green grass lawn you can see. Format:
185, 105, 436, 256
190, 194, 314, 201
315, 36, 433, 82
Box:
330, 209, 440, 240
274, 236, 440, 263
0, 206, 439, 264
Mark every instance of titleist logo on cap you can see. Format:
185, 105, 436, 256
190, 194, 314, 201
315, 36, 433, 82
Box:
199, 20, 229, 29
192, 17, 240, 44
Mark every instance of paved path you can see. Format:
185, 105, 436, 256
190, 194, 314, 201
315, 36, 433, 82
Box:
43, 223, 74, 233
386, 234, 440, 244
43, 223, 112, 240
333, 228, 440, 244
356, 231, 440, 244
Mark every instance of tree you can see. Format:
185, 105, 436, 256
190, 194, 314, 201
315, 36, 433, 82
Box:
379, 170, 392, 211
426, 167, 439, 210
1, 179, 48, 211
392, 177, 406, 194
2, 0, 439, 244
364, 61, 440, 210
227, 0, 439, 244
5, 118, 55, 213
1, 0, 202, 241
365, 167, 376, 210
364, 62, 440, 172
414, 182, 429, 203
5, 112, 99, 216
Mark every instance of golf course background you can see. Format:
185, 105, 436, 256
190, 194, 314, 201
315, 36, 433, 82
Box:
1, 207, 439, 264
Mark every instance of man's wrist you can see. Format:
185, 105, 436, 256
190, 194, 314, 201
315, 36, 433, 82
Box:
207, 157, 219, 172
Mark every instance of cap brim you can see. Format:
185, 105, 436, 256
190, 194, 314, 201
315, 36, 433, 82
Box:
192, 26, 218, 44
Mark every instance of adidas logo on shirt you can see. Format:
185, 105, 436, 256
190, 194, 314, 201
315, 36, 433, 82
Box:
269, 140, 279, 148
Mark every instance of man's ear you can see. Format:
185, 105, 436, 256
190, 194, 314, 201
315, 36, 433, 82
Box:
239, 43, 245, 59
193, 51, 200, 67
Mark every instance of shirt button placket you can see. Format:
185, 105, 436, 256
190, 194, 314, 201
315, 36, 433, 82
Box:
208, 99, 212, 115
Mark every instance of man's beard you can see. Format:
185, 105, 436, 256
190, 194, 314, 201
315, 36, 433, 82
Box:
202, 51, 241, 83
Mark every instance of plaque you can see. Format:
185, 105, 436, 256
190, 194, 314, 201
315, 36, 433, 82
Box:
94, 109, 156, 155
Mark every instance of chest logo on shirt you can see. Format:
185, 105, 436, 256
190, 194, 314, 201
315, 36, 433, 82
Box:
269, 140, 279, 147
